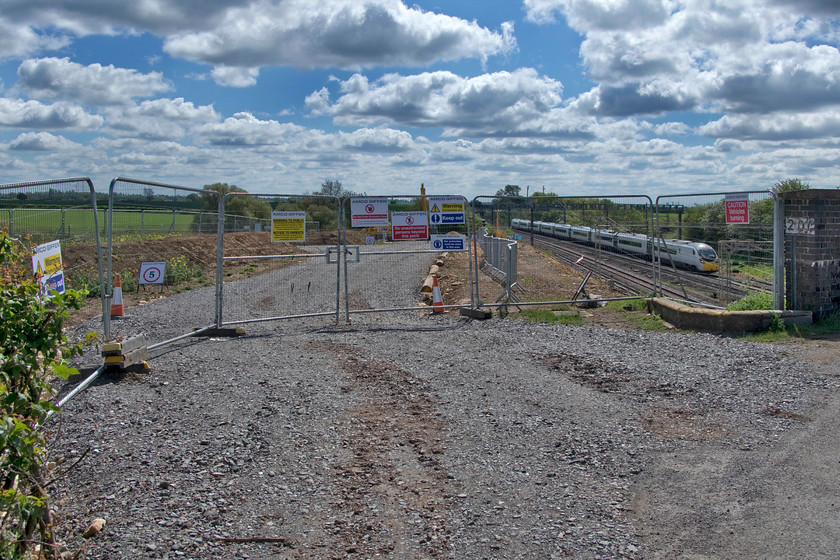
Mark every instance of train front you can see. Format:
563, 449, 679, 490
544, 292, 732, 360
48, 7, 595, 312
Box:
696, 243, 719, 272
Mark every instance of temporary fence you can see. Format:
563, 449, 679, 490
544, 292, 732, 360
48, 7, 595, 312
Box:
338, 195, 474, 321
0, 177, 107, 323
475, 228, 521, 306
106, 177, 220, 341
655, 191, 781, 308
216, 192, 343, 326
471, 194, 655, 308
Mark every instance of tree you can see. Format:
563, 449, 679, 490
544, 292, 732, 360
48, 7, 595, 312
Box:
772, 178, 809, 194
201, 183, 271, 219
495, 185, 521, 197
318, 179, 344, 197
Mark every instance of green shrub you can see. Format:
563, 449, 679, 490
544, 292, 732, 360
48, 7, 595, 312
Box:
0, 232, 84, 556
726, 292, 773, 311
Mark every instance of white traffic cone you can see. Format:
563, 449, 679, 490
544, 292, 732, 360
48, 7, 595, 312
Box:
110, 273, 124, 318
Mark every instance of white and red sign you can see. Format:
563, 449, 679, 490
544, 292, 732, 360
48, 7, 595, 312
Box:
725, 194, 750, 224
139, 261, 166, 284
350, 197, 389, 227
392, 211, 428, 240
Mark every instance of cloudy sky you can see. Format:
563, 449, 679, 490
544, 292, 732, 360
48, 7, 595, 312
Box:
0, 0, 838, 199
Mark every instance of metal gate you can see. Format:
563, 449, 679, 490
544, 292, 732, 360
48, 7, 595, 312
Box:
216, 192, 343, 326
338, 194, 474, 321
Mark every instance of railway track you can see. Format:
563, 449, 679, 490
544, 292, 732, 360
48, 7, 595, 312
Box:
526, 233, 768, 307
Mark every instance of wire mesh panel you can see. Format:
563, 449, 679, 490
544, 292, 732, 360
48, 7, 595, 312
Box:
218, 193, 342, 325
340, 195, 474, 319
655, 191, 776, 306
471, 194, 654, 307
107, 177, 219, 340
0, 177, 106, 323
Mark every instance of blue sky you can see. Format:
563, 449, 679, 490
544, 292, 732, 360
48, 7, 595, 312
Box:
0, 0, 838, 199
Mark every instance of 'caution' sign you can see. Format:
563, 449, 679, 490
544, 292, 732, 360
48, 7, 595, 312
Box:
428, 196, 465, 225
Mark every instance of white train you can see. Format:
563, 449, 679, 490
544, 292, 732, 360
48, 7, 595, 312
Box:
511, 218, 719, 273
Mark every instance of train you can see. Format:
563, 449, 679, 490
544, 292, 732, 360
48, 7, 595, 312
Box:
510, 218, 719, 273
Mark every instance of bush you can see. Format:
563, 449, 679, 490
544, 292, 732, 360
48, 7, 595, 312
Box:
0, 232, 84, 556
726, 292, 773, 311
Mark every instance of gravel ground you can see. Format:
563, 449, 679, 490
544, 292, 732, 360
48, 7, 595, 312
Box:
48, 257, 840, 559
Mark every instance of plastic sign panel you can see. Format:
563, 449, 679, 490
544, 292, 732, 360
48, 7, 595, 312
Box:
725, 194, 750, 224
271, 211, 306, 242
31, 240, 65, 296
392, 211, 428, 240
428, 196, 466, 225
351, 198, 389, 228
431, 233, 467, 252
139, 261, 166, 284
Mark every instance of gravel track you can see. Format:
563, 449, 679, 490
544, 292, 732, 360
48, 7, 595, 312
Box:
50, 256, 840, 559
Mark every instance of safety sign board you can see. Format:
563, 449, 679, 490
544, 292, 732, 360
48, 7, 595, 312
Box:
725, 194, 750, 224
428, 196, 466, 225
139, 261, 166, 284
391, 211, 428, 240
351, 198, 389, 228
430, 233, 467, 252
31, 240, 65, 296
271, 211, 306, 242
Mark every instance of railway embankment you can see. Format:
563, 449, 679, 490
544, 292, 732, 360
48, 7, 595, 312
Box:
648, 297, 813, 334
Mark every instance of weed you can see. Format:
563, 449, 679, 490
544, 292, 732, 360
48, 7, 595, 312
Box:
726, 292, 773, 311
519, 308, 584, 326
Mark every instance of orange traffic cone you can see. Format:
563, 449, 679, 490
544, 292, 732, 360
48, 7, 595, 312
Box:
110, 273, 124, 318
431, 275, 444, 314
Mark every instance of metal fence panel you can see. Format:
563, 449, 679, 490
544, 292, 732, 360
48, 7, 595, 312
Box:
217, 193, 342, 325
340, 195, 474, 320
471, 194, 654, 308
0, 177, 106, 323
107, 177, 219, 341
655, 191, 777, 306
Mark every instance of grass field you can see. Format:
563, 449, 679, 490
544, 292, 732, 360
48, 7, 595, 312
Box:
0, 208, 214, 241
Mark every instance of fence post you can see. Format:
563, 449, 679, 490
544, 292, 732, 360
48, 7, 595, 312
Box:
773, 194, 784, 310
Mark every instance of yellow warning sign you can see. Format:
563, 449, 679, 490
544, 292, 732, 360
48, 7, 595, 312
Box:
44, 254, 62, 275
271, 211, 306, 243
441, 203, 462, 212
430, 204, 440, 213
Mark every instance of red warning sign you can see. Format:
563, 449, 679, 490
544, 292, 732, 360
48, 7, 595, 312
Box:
725, 194, 750, 224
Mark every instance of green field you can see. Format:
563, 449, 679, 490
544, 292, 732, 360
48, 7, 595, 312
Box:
0, 208, 215, 241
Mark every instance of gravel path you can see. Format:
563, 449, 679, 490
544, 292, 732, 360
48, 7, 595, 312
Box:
50, 257, 840, 559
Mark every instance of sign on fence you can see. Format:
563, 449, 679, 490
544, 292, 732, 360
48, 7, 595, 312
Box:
391, 211, 428, 240
32, 240, 65, 295
271, 211, 306, 242
350, 198, 389, 227
428, 196, 465, 225
725, 194, 750, 224
431, 233, 467, 251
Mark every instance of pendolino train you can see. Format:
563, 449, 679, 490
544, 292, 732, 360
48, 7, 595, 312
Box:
511, 218, 719, 273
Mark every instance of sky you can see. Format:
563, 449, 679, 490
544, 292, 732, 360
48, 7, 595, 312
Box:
0, 0, 838, 200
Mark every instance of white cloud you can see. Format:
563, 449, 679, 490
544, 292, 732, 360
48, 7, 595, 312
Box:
210, 66, 260, 88
307, 69, 589, 138
17, 57, 172, 105
528, 0, 840, 122
162, 0, 515, 76
104, 98, 219, 140
192, 112, 314, 146
700, 109, 840, 141
0, 98, 103, 129
0, 19, 71, 61
6, 131, 83, 151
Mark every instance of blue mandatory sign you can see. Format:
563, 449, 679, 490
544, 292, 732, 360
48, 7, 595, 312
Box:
431, 235, 466, 251
440, 213, 464, 224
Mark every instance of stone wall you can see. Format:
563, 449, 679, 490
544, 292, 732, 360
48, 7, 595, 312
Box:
784, 189, 840, 320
